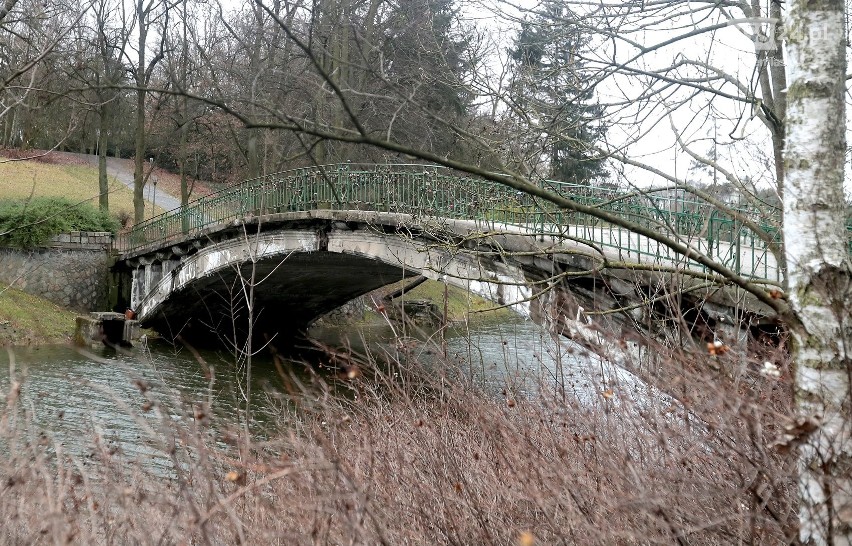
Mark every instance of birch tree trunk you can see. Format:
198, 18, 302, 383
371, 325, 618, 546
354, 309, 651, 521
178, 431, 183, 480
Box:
784, 1, 852, 543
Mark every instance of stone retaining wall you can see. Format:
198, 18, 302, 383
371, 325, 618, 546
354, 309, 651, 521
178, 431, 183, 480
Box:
0, 232, 114, 311
49, 231, 113, 251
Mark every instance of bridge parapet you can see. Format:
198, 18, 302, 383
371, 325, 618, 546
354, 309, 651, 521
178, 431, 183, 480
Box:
118, 164, 783, 282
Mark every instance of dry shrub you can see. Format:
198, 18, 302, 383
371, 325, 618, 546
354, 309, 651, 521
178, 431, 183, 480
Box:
0, 326, 797, 544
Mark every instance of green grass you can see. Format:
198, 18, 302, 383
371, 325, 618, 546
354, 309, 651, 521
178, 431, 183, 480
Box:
0, 160, 163, 220
388, 278, 513, 322
0, 287, 77, 345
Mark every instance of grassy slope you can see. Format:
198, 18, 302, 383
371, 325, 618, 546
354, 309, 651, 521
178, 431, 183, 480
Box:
362, 278, 512, 323
0, 160, 146, 218
401, 278, 511, 320
0, 287, 77, 345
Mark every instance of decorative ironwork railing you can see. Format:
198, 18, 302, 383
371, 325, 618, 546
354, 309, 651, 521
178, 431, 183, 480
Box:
116, 163, 784, 281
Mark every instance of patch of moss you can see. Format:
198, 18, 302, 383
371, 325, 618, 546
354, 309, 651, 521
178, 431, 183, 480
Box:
0, 287, 77, 345
391, 279, 514, 322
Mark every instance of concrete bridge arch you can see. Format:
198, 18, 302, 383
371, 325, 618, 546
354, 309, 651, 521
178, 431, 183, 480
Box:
120, 211, 536, 340
116, 210, 773, 346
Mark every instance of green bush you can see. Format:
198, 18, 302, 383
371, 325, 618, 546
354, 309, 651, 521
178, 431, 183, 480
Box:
0, 197, 119, 248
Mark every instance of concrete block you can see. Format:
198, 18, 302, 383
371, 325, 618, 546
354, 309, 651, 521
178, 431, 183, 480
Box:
76, 313, 140, 347
89, 311, 125, 321
74, 315, 102, 346
123, 320, 141, 343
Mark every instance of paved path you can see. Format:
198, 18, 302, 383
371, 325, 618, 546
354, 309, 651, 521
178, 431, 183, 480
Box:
56, 152, 182, 212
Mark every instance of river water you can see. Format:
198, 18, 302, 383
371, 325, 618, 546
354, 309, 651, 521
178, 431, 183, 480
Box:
0, 315, 626, 469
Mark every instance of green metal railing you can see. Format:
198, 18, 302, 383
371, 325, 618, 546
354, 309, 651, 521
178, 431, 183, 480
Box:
117, 163, 784, 281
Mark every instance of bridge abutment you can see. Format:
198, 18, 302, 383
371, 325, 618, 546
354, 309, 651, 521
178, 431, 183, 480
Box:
74, 311, 141, 347
130, 259, 179, 313
0, 231, 115, 312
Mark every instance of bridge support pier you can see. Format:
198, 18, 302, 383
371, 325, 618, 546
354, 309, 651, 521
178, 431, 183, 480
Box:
130, 259, 181, 313
74, 312, 141, 347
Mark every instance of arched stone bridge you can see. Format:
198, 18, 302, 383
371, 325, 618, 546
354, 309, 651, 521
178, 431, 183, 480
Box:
114, 164, 781, 342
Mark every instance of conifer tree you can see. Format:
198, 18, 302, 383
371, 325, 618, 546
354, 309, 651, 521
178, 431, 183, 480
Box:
509, 1, 606, 184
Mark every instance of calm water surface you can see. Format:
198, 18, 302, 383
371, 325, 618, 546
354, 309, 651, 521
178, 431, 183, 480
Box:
0, 315, 618, 468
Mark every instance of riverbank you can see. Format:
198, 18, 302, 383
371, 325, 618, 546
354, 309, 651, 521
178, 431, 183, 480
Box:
0, 330, 793, 544
0, 286, 77, 345
317, 277, 515, 327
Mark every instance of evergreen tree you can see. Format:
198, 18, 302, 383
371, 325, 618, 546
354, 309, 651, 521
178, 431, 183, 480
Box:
510, 1, 606, 184
373, 0, 475, 159
303, 0, 475, 164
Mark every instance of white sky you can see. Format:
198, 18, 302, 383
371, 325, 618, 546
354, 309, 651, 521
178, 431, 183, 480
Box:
459, 1, 783, 190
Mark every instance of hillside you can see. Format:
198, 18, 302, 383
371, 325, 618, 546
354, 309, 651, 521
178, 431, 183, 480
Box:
0, 287, 78, 345
0, 152, 143, 220
0, 150, 215, 222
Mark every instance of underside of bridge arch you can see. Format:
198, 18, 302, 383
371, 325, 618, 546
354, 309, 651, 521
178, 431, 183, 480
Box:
144, 251, 408, 343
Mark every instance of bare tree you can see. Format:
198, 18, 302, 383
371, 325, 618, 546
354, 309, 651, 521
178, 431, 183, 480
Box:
0, 1, 91, 150
59, 0, 131, 211
129, 0, 169, 222
92, 0, 130, 212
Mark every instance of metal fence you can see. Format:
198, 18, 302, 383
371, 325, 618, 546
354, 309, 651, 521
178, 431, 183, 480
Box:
117, 163, 785, 281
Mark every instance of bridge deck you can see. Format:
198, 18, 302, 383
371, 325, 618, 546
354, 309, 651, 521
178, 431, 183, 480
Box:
119, 210, 777, 337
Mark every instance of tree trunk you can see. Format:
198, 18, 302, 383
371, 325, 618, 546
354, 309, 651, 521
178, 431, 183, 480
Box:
134, 87, 146, 223
179, 116, 190, 206
179, 107, 190, 233
784, 1, 852, 543
247, 132, 260, 178
2, 107, 13, 146
133, 0, 149, 224
97, 105, 110, 213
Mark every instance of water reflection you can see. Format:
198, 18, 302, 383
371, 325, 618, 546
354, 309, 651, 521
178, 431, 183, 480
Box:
309, 314, 595, 397
310, 315, 656, 409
